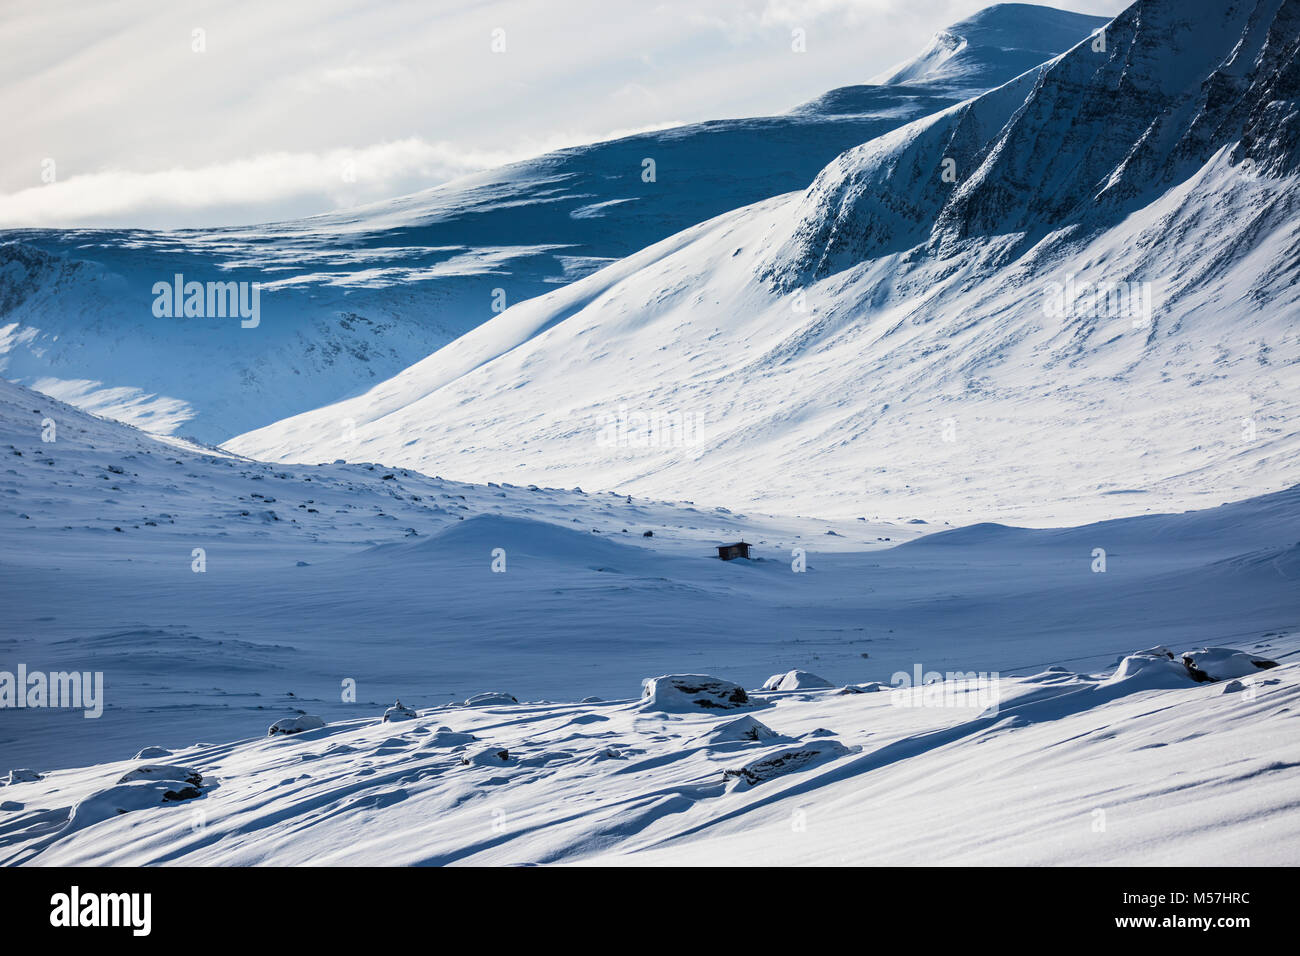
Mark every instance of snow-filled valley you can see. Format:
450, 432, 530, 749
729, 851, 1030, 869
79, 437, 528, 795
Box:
3, 0, 1299, 870
230, 0, 1300, 527
2, 376, 1297, 865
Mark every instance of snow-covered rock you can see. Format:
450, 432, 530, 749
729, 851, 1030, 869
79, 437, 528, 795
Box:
762, 670, 835, 691
1105, 647, 1191, 688
640, 675, 750, 711
116, 765, 203, 787
66, 780, 203, 831
723, 739, 854, 786
132, 746, 171, 760
460, 746, 515, 767
267, 715, 326, 736
382, 700, 418, 722
1180, 648, 1280, 684
704, 715, 780, 744
838, 682, 884, 694
3, 769, 42, 785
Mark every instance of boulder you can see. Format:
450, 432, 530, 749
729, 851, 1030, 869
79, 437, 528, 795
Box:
1180, 647, 1279, 683
460, 745, 515, 766
723, 739, 853, 786
838, 682, 884, 694
117, 765, 203, 787
704, 715, 779, 743
762, 670, 834, 692
1104, 647, 1190, 688
640, 674, 750, 711
383, 700, 418, 722
267, 714, 326, 736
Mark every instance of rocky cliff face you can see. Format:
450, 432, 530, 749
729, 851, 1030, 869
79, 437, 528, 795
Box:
766, 0, 1300, 287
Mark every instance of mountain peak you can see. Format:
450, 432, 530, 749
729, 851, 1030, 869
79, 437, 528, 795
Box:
869, 3, 1110, 90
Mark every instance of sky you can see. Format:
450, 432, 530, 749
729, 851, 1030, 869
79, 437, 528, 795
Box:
3, 0, 1127, 230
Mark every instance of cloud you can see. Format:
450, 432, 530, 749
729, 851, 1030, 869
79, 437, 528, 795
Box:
0, 0, 1127, 229
0, 125, 682, 229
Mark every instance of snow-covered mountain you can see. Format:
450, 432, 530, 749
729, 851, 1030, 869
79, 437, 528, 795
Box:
230, 0, 1300, 526
0, 4, 1105, 444
3, 376, 1298, 864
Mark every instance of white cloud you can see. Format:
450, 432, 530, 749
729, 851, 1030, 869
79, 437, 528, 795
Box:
0, 0, 1128, 229
0, 126, 684, 229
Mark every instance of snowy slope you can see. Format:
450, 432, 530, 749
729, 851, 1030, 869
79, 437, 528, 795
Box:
230, 0, 1300, 527
4, 374, 1299, 870
6, 648, 1298, 866
0, 5, 1105, 444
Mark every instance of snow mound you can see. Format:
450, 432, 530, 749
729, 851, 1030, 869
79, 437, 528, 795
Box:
762, 670, 835, 691
383, 700, 418, 722
4, 769, 43, 785
67, 780, 204, 831
267, 714, 326, 736
422, 729, 478, 749
640, 675, 751, 712
464, 691, 518, 706
1180, 648, 1280, 684
723, 739, 854, 786
1104, 647, 1192, 689
132, 746, 171, 760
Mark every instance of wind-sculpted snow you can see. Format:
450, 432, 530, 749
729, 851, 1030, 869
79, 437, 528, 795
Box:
2, 642, 1296, 866
5, 375, 1299, 793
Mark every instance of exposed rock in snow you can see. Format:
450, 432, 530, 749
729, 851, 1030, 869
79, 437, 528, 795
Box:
382, 700, 418, 722
460, 746, 515, 767
723, 739, 854, 786
1180, 648, 1280, 683
267, 715, 326, 736
640, 674, 751, 711
762, 669, 835, 691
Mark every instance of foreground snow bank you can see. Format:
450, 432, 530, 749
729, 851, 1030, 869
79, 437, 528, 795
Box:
2, 639, 1294, 867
